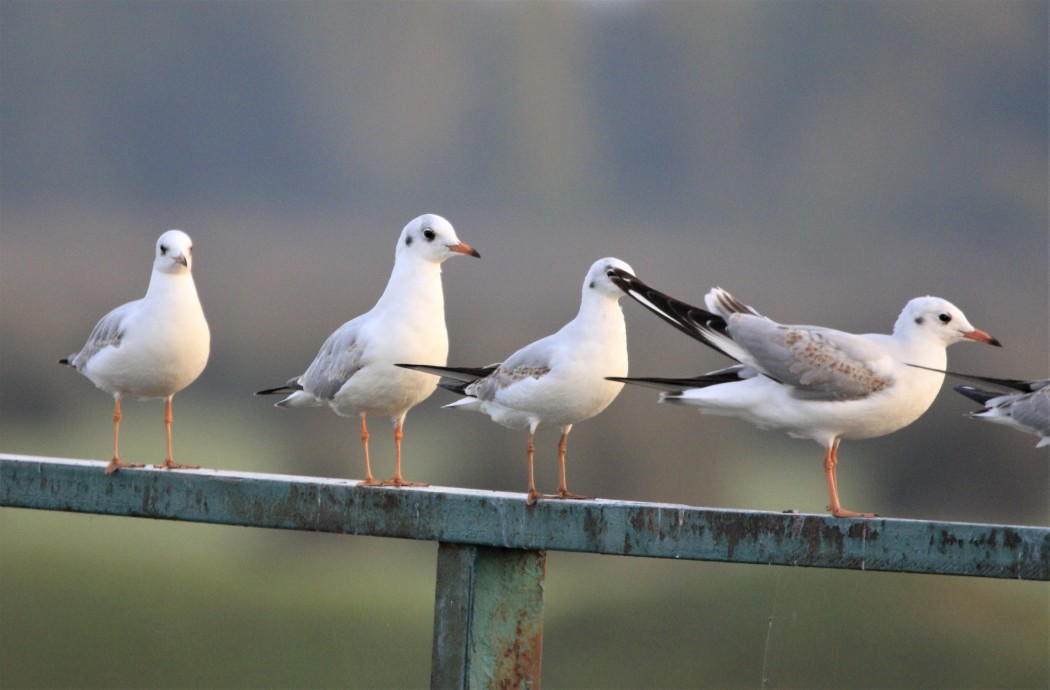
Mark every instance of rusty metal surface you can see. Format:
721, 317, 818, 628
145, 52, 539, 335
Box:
2, 454, 1047, 580
432, 543, 545, 689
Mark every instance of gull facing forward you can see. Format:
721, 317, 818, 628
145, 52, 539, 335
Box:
61, 230, 210, 474
607, 268, 1000, 518
399, 258, 632, 505
257, 214, 479, 486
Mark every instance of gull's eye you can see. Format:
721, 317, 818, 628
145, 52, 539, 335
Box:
938, 313, 952, 324
423, 227, 436, 241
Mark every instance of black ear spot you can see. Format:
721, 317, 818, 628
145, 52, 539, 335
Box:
160, 244, 168, 255
589, 281, 596, 289
914, 316, 924, 325
405, 236, 413, 247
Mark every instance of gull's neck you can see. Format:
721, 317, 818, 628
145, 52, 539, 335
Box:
144, 268, 200, 306
891, 325, 950, 369
572, 290, 626, 335
375, 255, 445, 314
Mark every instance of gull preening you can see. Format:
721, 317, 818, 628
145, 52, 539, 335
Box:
606, 268, 1001, 518
951, 374, 1050, 448
256, 214, 479, 487
60, 230, 210, 474
399, 258, 632, 505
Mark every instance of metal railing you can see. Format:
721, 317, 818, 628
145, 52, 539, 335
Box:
2, 453, 1047, 688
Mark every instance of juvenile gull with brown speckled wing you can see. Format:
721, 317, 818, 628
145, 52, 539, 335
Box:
606, 268, 1001, 518
399, 258, 633, 505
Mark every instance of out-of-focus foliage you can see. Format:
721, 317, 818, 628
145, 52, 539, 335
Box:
2, 1, 1046, 687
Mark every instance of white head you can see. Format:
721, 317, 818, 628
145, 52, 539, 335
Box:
395, 214, 480, 264
154, 230, 195, 275
583, 257, 636, 299
894, 296, 1000, 348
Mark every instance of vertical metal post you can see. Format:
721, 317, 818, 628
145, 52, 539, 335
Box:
431, 542, 546, 689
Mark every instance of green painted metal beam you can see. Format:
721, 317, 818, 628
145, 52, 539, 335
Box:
431, 543, 545, 689
2, 454, 1047, 580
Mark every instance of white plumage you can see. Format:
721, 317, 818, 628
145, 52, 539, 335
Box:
607, 268, 1001, 517
257, 214, 479, 486
61, 230, 210, 474
953, 375, 1050, 448
400, 258, 632, 504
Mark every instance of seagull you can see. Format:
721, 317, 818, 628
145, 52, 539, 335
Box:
60, 230, 210, 475
256, 214, 479, 487
398, 258, 633, 505
950, 373, 1049, 448
605, 267, 1001, 518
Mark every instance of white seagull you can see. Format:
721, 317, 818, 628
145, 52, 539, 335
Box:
951, 373, 1050, 448
398, 258, 633, 505
606, 268, 1001, 518
61, 230, 210, 474
256, 214, 479, 487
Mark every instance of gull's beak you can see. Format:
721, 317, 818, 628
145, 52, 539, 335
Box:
963, 328, 1002, 347
448, 241, 481, 258
174, 253, 189, 267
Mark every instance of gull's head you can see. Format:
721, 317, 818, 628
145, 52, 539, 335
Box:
154, 230, 195, 274
396, 214, 480, 264
896, 296, 1001, 348
585, 257, 635, 299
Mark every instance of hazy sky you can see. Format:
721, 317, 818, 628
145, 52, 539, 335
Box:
2, 0, 1046, 521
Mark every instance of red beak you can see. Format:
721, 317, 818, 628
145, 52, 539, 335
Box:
448, 241, 480, 258
963, 328, 1002, 347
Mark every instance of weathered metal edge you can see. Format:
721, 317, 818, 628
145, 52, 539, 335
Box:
2, 454, 1046, 580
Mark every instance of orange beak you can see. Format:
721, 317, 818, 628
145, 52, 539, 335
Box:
448, 241, 480, 258
963, 328, 1002, 347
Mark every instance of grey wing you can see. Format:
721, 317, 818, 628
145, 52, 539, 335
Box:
1009, 387, 1050, 437
728, 316, 893, 400
67, 300, 138, 370
298, 322, 366, 401
469, 338, 554, 402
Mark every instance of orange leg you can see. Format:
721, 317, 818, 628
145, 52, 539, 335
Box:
382, 418, 427, 487
155, 396, 199, 471
823, 441, 874, 518
526, 433, 543, 505
357, 415, 380, 486
104, 398, 143, 474
555, 429, 592, 501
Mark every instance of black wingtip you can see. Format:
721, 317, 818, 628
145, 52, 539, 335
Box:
909, 364, 1037, 393
58, 358, 70, 365
396, 363, 497, 383
606, 269, 735, 360
953, 384, 998, 405
607, 371, 741, 393
606, 266, 636, 292
256, 386, 291, 396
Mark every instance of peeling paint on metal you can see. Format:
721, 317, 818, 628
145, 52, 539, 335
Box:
1, 454, 1047, 581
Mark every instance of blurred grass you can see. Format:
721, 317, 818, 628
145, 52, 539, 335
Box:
2, 507, 1047, 689
2, 404, 1047, 689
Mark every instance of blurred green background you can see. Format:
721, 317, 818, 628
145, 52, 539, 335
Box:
1, 1, 1047, 688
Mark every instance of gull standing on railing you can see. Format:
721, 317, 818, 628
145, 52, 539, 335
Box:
61, 230, 210, 475
399, 258, 632, 505
257, 214, 479, 487
606, 267, 1001, 518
